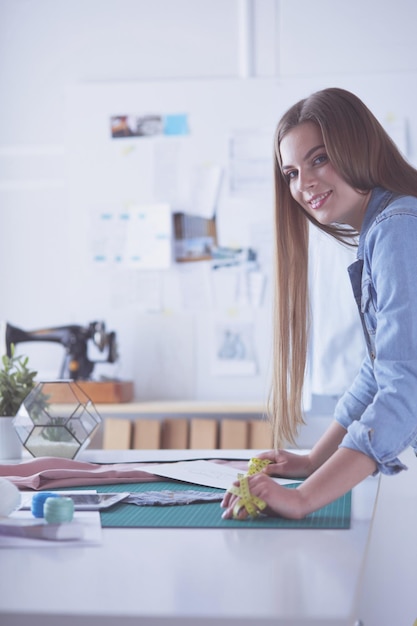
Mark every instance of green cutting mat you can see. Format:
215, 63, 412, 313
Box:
62, 481, 351, 529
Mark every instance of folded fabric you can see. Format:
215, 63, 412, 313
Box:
124, 491, 223, 506
0, 457, 165, 491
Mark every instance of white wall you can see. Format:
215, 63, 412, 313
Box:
1, 0, 417, 405
279, 0, 417, 77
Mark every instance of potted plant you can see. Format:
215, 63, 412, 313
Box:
0, 345, 37, 460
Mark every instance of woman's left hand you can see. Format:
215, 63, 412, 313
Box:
220, 472, 304, 521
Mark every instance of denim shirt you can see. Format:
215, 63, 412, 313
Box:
334, 187, 417, 474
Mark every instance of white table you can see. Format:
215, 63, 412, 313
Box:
0, 448, 416, 626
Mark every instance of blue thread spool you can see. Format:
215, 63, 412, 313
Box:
44, 497, 74, 524
31, 492, 61, 518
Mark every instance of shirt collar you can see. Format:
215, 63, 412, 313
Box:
357, 187, 394, 258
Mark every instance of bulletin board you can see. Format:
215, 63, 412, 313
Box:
65, 78, 280, 403
65, 74, 416, 403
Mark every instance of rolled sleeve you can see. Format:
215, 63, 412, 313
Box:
341, 422, 408, 475
335, 210, 417, 475
334, 353, 377, 430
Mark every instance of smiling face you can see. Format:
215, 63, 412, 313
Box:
279, 122, 370, 231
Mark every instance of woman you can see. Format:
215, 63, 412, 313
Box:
221, 87, 417, 520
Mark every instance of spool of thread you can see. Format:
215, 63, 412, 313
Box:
44, 497, 74, 524
0, 477, 21, 517
31, 492, 61, 518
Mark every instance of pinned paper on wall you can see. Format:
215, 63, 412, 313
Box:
124, 203, 172, 269
153, 139, 187, 209
190, 164, 223, 219
211, 248, 266, 308
247, 271, 267, 308
211, 317, 257, 376
229, 128, 274, 196
178, 262, 213, 310
90, 203, 172, 269
90, 205, 129, 264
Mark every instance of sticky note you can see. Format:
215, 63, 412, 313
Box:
163, 114, 189, 136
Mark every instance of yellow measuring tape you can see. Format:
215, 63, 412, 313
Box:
247, 457, 272, 476
227, 458, 272, 519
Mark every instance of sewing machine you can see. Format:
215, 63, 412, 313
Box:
4, 321, 118, 381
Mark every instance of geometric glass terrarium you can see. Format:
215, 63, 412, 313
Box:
13, 380, 102, 459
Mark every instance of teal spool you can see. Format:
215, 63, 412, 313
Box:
44, 497, 74, 524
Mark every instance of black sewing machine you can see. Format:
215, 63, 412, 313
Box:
5, 321, 118, 381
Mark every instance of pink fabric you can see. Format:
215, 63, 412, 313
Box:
0, 457, 165, 490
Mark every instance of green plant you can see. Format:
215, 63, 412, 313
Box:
0, 345, 37, 416
41, 417, 77, 443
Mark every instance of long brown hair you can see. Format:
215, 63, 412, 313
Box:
270, 87, 417, 448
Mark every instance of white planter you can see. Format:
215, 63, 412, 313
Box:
0, 417, 22, 461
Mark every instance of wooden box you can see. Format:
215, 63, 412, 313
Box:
161, 418, 189, 449
133, 419, 161, 449
69, 380, 134, 404
189, 418, 218, 449
102, 417, 132, 450
219, 419, 248, 449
